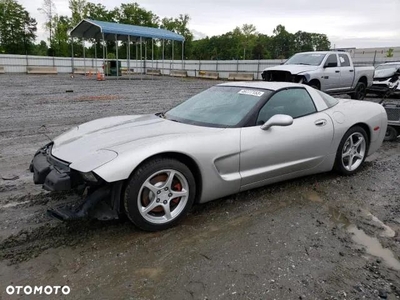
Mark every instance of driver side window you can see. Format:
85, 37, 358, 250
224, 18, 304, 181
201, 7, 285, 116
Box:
256, 88, 317, 125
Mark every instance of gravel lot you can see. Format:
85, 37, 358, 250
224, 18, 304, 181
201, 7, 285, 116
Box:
0, 74, 399, 300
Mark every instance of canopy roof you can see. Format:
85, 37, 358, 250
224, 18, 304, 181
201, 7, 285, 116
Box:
70, 19, 185, 42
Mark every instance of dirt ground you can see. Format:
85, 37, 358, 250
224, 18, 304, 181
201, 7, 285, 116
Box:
0, 75, 399, 300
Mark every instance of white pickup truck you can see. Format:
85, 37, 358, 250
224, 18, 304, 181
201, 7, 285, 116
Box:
261, 51, 375, 100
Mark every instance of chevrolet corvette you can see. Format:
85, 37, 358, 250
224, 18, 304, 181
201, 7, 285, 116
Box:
30, 82, 387, 231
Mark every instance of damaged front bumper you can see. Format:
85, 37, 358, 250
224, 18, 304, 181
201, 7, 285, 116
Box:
30, 143, 121, 221
368, 78, 400, 95
30, 143, 82, 191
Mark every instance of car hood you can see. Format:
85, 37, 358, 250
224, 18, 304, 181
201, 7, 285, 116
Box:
51, 114, 221, 164
263, 64, 319, 74
374, 68, 397, 79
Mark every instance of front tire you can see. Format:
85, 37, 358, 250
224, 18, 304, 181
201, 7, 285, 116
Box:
124, 158, 196, 231
334, 126, 369, 175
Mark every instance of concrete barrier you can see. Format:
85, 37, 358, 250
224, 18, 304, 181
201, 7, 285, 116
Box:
120, 68, 136, 75
198, 70, 219, 80
27, 67, 57, 75
73, 67, 98, 75
228, 72, 254, 81
0, 66, 4, 74
147, 69, 161, 76
170, 70, 188, 78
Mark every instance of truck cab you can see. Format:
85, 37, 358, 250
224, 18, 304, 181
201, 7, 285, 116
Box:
261, 51, 375, 100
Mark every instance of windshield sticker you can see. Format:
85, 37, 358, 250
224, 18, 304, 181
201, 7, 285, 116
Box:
238, 89, 264, 97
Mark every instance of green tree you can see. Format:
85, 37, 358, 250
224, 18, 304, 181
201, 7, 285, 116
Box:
161, 14, 193, 59
294, 31, 313, 52
114, 2, 159, 27
311, 33, 330, 51
271, 25, 295, 59
52, 15, 71, 56
386, 48, 394, 58
241, 24, 257, 59
0, 0, 37, 54
69, 0, 86, 26
32, 40, 48, 56
83, 2, 111, 21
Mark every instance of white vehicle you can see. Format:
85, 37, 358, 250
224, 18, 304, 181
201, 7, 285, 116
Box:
368, 62, 400, 96
30, 82, 387, 231
262, 51, 375, 100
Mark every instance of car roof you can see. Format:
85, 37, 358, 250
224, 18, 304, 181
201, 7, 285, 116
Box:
217, 81, 306, 91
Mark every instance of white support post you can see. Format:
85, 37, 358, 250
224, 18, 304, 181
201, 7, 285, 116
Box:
152, 38, 154, 80
94, 39, 97, 71
83, 40, 86, 75
182, 41, 184, 70
162, 39, 165, 76
71, 37, 74, 74
128, 36, 131, 80
172, 40, 174, 71
140, 36, 143, 78
115, 34, 119, 80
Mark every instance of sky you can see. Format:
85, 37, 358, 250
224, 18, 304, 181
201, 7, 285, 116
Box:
21, 0, 400, 48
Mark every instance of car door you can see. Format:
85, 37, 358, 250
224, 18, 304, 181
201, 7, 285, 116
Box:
240, 88, 334, 188
338, 53, 354, 90
321, 54, 341, 92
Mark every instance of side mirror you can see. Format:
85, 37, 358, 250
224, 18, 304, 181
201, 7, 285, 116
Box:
260, 114, 293, 130
324, 62, 337, 68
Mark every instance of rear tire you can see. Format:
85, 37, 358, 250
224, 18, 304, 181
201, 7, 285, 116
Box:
384, 126, 398, 141
351, 82, 367, 100
334, 126, 369, 175
124, 158, 196, 231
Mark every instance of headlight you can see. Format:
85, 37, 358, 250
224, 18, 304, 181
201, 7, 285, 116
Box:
80, 171, 99, 183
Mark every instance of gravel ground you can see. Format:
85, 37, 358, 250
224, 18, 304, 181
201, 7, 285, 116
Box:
0, 74, 399, 300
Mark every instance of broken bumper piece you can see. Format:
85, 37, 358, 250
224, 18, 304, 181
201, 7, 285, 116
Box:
30, 144, 81, 191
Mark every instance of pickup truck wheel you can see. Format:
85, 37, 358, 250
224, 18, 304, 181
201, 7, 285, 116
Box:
351, 82, 367, 100
124, 158, 196, 231
384, 126, 398, 141
308, 80, 320, 90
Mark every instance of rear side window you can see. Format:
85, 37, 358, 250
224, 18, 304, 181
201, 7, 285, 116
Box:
257, 88, 317, 124
339, 54, 351, 67
317, 90, 339, 108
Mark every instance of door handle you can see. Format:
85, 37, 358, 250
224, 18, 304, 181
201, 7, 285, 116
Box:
335, 70, 340, 73
349, 70, 354, 72
315, 119, 327, 126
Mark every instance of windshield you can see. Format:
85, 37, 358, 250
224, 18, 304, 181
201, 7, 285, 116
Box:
376, 64, 400, 71
165, 86, 271, 127
285, 53, 326, 66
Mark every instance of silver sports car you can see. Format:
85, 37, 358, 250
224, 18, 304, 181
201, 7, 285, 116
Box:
31, 82, 387, 231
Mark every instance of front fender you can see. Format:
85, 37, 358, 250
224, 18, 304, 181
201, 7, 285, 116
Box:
297, 72, 312, 83
92, 129, 242, 203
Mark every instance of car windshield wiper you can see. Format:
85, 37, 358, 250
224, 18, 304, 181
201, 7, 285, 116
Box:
168, 118, 181, 123
296, 63, 312, 65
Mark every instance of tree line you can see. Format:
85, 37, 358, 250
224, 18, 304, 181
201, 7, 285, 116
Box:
0, 0, 331, 59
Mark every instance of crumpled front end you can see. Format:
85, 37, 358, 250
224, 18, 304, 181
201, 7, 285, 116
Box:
368, 73, 400, 95
261, 70, 305, 83
30, 143, 86, 191
30, 143, 120, 221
